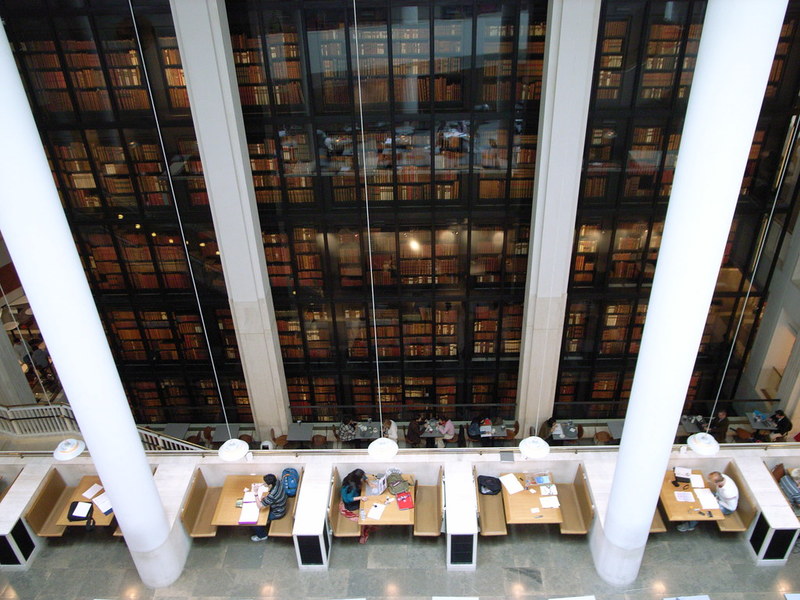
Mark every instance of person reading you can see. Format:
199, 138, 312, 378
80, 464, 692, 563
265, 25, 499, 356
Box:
338, 468, 375, 544
250, 473, 287, 542
677, 471, 738, 532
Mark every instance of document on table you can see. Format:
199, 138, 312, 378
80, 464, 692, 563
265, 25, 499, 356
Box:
674, 491, 695, 502
539, 484, 558, 496
694, 487, 720, 510
92, 492, 113, 515
540, 496, 561, 509
243, 490, 256, 503
367, 502, 386, 520
238, 502, 260, 524
690, 473, 705, 488
500, 473, 524, 494
82, 483, 103, 499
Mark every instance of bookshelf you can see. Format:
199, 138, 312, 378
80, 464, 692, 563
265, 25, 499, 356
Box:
517, 17, 546, 105
404, 375, 433, 408
341, 306, 368, 359
504, 224, 529, 285
287, 376, 312, 419
475, 121, 509, 201
470, 375, 494, 408
477, 6, 515, 111
249, 138, 281, 205
599, 303, 632, 355
128, 380, 164, 423
100, 36, 149, 112
392, 16, 431, 111
609, 221, 648, 285
511, 124, 537, 204
564, 301, 590, 355
81, 231, 125, 290
18, 38, 73, 113
231, 33, 269, 109
435, 303, 458, 358
573, 222, 602, 285
766, 18, 797, 99
583, 125, 620, 201
436, 376, 457, 417
435, 228, 460, 285
141, 311, 178, 361
62, 36, 112, 114
293, 227, 323, 288
280, 127, 315, 205
639, 23, 684, 102
500, 303, 522, 355
399, 230, 432, 285
395, 125, 432, 203
403, 304, 433, 358
303, 305, 334, 361
107, 310, 146, 361
307, 12, 351, 113
156, 36, 189, 111
313, 376, 337, 421
351, 377, 374, 419
215, 309, 240, 361
231, 379, 251, 421
176, 314, 208, 361
628, 302, 647, 354
351, 8, 390, 112
470, 227, 503, 284
336, 230, 363, 288
370, 230, 397, 286
433, 6, 469, 110
377, 376, 402, 415
276, 307, 304, 362
263, 231, 293, 288
595, 18, 628, 101
497, 372, 517, 418
373, 307, 401, 358
624, 126, 663, 199
473, 303, 499, 356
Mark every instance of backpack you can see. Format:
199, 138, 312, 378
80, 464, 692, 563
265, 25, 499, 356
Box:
281, 467, 299, 497
468, 419, 482, 439
477, 475, 502, 495
780, 475, 800, 505
386, 472, 409, 495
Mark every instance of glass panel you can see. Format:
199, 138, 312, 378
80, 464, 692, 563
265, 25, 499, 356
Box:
395, 121, 432, 204
475, 120, 510, 202
370, 229, 397, 286
476, 3, 515, 112
402, 303, 432, 358
350, 7, 389, 113
434, 119, 469, 205
399, 228, 432, 285
435, 301, 459, 359
335, 229, 363, 289
303, 304, 334, 362
294, 227, 324, 288
306, 9, 351, 114
276, 307, 304, 362
391, 4, 430, 114
433, 3, 471, 111
319, 124, 357, 204
473, 303, 498, 357
96, 16, 150, 113
249, 130, 281, 206
263, 9, 307, 114
470, 227, 503, 285
373, 306, 401, 359
435, 227, 461, 286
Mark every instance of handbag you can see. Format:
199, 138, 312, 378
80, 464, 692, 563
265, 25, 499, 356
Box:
67, 500, 96, 531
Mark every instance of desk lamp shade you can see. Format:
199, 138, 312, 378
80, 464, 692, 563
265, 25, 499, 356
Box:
218, 438, 250, 462
686, 431, 720, 456
519, 435, 550, 459
368, 436, 398, 459
53, 438, 85, 460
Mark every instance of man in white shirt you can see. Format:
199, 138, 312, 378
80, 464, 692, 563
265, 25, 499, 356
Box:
677, 471, 738, 532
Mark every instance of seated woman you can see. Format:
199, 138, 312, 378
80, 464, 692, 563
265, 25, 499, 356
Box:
339, 468, 375, 543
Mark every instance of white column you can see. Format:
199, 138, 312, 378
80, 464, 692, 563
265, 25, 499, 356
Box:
169, 0, 290, 440
591, 0, 789, 586
0, 24, 184, 588
516, 0, 601, 436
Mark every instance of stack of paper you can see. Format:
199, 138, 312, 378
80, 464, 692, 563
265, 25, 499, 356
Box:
82, 483, 103, 499
540, 484, 558, 496
540, 496, 560, 509
499, 473, 524, 494
92, 492, 113, 515
72, 501, 92, 518
695, 487, 720, 510
689, 473, 705, 488
239, 502, 260, 524
674, 491, 694, 502
367, 502, 386, 520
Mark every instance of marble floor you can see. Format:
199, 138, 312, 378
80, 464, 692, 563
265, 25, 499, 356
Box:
3, 519, 800, 600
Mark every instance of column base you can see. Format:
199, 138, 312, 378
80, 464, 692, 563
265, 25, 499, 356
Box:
589, 519, 645, 587
128, 523, 190, 588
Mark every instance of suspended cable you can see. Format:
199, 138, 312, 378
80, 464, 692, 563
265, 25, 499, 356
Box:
127, 0, 231, 438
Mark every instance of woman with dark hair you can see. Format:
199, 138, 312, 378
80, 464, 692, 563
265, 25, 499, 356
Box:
339, 468, 374, 543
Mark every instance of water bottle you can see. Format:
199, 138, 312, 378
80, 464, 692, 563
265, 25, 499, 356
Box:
359, 507, 366, 520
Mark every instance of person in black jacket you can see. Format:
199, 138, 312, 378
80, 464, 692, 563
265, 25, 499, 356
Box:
707, 409, 730, 443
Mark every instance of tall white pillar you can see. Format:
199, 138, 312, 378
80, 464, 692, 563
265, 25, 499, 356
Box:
516, 0, 601, 436
591, 0, 789, 586
169, 0, 290, 440
0, 24, 185, 588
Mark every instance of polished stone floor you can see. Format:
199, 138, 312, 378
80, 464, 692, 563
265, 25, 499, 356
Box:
2, 520, 800, 600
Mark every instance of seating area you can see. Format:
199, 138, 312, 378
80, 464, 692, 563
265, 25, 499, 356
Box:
716, 461, 757, 533
180, 469, 220, 538
24, 468, 72, 538
413, 467, 442, 536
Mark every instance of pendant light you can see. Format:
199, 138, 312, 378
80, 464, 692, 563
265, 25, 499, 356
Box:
54, 438, 85, 461
352, 0, 398, 460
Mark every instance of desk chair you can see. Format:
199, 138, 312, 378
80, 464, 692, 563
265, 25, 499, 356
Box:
270, 428, 288, 449
594, 430, 612, 445
238, 434, 253, 448
310, 434, 328, 449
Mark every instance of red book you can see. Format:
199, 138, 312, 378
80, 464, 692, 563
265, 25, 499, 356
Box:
396, 491, 414, 510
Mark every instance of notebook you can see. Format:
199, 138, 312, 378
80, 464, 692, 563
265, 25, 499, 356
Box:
238, 502, 260, 524
396, 491, 414, 510
500, 473, 524, 494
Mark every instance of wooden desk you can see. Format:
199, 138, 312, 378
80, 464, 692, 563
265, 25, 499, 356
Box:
56, 476, 115, 527
500, 472, 563, 524
359, 474, 415, 526
211, 475, 269, 526
658, 470, 724, 522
